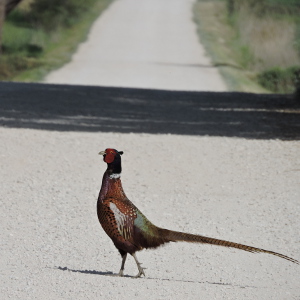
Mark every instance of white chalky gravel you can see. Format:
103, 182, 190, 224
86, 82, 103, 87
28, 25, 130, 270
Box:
1, 128, 299, 299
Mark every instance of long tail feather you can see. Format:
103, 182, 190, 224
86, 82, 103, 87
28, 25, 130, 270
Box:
160, 228, 299, 264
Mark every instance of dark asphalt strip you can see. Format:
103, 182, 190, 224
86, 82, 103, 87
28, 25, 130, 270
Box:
0, 82, 299, 140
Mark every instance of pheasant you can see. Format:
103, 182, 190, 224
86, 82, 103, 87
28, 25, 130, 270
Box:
97, 148, 299, 277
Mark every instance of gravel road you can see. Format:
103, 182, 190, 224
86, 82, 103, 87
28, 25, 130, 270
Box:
44, 0, 226, 91
1, 0, 299, 298
1, 128, 299, 299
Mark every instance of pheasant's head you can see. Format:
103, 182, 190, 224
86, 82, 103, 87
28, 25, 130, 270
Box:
99, 148, 123, 163
99, 148, 123, 175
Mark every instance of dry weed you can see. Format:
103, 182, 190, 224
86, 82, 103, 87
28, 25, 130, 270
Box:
237, 8, 300, 70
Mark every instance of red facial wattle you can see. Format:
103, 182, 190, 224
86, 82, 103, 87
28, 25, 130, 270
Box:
104, 152, 115, 164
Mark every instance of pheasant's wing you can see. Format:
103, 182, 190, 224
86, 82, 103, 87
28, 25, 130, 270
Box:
108, 198, 137, 242
108, 198, 168, 250
97, 196, 139, 254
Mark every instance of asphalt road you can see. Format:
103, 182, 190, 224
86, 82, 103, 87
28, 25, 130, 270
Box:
0, 82, 299, 139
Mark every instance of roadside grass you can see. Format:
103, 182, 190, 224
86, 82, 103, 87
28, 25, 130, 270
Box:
193, 0, 268, 92
228, 0, 300, 94
0, 0, 113, 82
193, 0, 300, 93
229, 0, 300, 68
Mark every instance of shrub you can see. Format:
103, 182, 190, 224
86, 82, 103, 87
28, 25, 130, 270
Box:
29, 0, 97, 31
0, 55, 41, 79
227, 0, 300, 16
225, 0, 300, 93
257, 66, 300, 93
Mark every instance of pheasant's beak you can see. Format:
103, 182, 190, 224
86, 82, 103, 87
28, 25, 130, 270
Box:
99, 151, 106, 156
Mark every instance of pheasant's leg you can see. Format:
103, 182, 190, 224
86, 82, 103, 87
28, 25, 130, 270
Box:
132, 253, 146, 278
118, 253, 127, 276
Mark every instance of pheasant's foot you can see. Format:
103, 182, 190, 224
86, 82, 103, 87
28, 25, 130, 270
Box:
134, 265, 146, 278
132, 253, 146, 278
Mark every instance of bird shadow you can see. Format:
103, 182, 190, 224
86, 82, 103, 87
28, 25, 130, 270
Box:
54, 266, 258, 288
55, 266, 116, 277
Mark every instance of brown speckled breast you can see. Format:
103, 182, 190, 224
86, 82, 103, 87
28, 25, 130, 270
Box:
97, 196, 142, 253
97, 197, 122, 241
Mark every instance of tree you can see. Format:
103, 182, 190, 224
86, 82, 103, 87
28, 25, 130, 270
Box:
0, 0, 5, 54
0, 0, 23, 54
6, 0, 23, 16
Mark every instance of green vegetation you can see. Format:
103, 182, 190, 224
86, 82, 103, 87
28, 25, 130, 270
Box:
29, 0, 102, 31
194, 0, 300, 94
0, 0, 112, 81
257, 66, 300, 93
227, 0, 300, 93
193, 0, 268, 92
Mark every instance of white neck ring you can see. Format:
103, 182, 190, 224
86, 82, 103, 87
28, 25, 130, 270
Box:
109, 173, 121, 179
